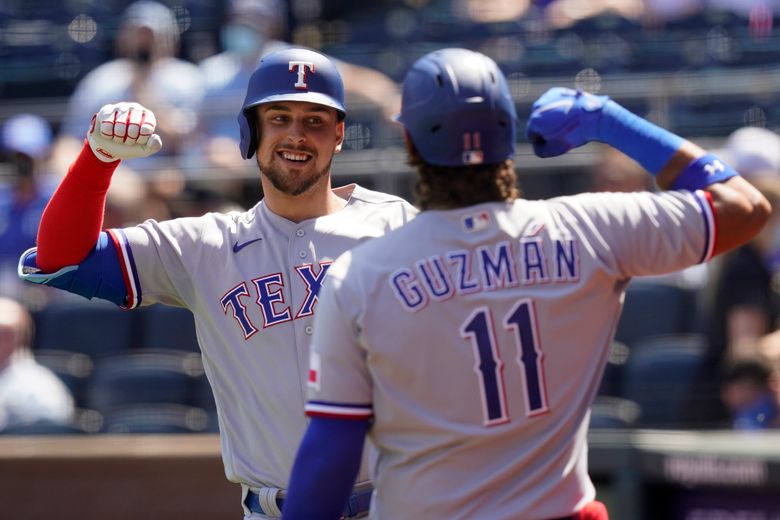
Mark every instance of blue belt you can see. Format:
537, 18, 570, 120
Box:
244, 488, 372, 518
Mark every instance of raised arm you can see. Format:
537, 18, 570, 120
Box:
35, 103, 162, 272
525, 88, 771, 256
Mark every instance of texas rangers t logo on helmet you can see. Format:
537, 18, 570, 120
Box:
289, 60, 316, 90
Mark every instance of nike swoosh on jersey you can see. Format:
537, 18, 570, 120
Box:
232, 237, 263, 253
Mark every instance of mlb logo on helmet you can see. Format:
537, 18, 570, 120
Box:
462, 151, 484, 164
289, 60, 315, 90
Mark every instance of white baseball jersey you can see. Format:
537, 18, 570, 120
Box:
109, 184, 416, 490
305, 189, 716, 520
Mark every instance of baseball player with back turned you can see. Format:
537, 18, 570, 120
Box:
282, 48, 771, 519
17, 48, 416, 519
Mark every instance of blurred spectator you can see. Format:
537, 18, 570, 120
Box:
0, 114, 56, 300
638, 1, 778, 38
0, 297, 75, 432
450, 0, 535, 23
542, 0, 645, 28
708, 138, 780, 365
715, 126, 780, 179
691, 142, 780, 427
640, 0, 703, 24
103, 164, 159, 228
590, 145, 653, 193
197, 0, 403, 175
197, 0, 291, 174
51, 0, 205, 173
707, 0, 780, 18
721, 358, 780, 430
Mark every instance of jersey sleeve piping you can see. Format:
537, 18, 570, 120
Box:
694, 190, 716, 264
305, 401, 373, 420
106, 228, 142, 309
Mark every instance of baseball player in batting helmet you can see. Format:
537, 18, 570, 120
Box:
282, 47, 769, 519
18, 47, 416, 519
238, 47, 346, 160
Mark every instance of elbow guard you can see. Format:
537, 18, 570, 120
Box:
18, 231, 129, 307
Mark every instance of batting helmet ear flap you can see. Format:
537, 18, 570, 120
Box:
238, 108, 257, 160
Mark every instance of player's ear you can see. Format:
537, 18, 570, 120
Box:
334, 119, 345, 154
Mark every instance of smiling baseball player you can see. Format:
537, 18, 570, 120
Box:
282, 48, 770, 519
18, 48, 416, 518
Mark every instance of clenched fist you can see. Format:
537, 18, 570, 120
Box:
525, 87, 609, 158
87, 102, 163, 162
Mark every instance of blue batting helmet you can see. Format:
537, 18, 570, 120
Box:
396, 48, 517, 166
238, 47, 346, 159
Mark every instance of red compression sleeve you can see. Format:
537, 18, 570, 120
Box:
36, 140, 119, 272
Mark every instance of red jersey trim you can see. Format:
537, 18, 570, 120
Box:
106, 229, 141, 309
305, 402, 373, 420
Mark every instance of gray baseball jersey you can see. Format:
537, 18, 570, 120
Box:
305, 189, 715, 519
110, 184, 415, 491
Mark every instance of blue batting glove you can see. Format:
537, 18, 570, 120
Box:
525, 87, 609, 158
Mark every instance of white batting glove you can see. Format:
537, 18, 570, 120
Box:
87, 102, 163, 162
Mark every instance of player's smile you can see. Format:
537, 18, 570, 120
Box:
277, 148, 314, 165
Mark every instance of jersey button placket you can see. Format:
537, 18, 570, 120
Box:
295, 229, 307, 259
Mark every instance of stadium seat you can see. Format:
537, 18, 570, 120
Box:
33, 349, 94, 408
671, 98, 760, 138
138, 304, 199, 352
619, 333, 708, 428
614, 280, 700, 348
589, 396, 640, 429
101, 404, 211, 434
597, 341, 630, 398
33, 299, 138, 358
192, 374, 219, 432
85, 350, 204, 413
0, 420, 88, 435
0, 408, 101, 435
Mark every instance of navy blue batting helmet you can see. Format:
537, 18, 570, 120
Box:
238, 47, 346, 159
396, 48, 517, 166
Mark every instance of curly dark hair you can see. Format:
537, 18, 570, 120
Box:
406, 140, 520, 210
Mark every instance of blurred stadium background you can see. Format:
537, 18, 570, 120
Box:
2, 0, 779, 199
1, 1, 780, 519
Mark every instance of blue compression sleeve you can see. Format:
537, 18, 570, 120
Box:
283, 417, 369, 520
18, 231, 129, 306
597, 99, 685, 175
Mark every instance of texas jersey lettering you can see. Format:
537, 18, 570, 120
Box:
221, 261, 331, 337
